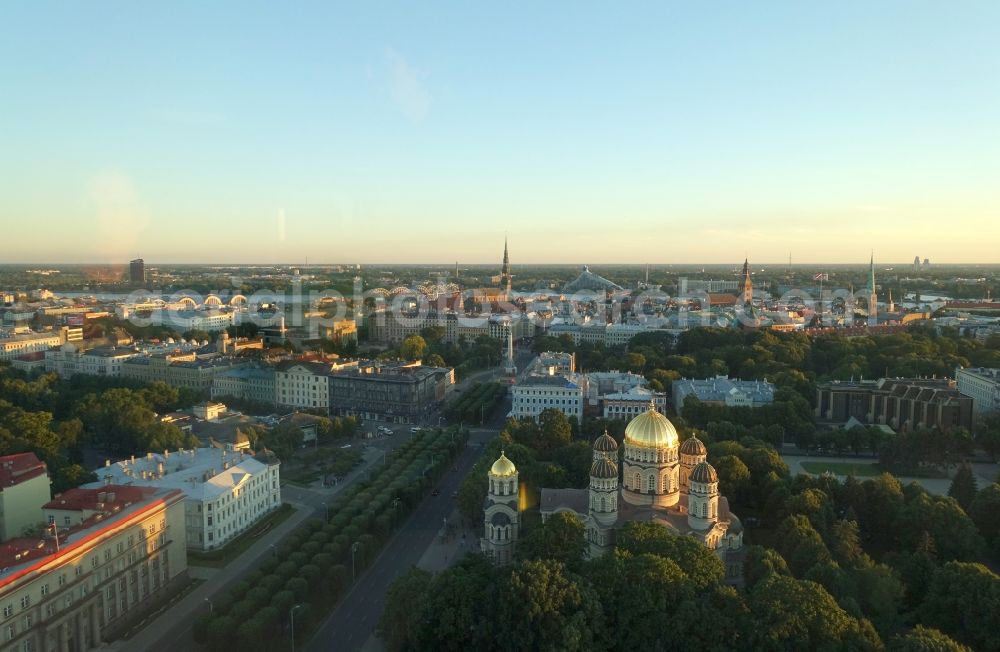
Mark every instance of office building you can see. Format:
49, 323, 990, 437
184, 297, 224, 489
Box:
90, 448, 281, 551
815, 378, 973, 432
129, 259, 145, 285
328, 363, 455, 423
673, 376, 775, 414
0, 485, 186, 651
955, 367, 1000, 422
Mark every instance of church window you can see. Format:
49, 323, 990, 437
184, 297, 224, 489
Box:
633, 472, 640, 490
600, 496, 607, 511
647, 475, 655, 492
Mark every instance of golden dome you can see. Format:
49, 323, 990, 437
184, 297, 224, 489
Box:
490, 451, 517, 477
623, 403, 679, 449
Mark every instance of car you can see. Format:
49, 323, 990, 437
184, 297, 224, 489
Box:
409, 426, 422, 433
340, 444, 352, 449
431, 489, 441, 496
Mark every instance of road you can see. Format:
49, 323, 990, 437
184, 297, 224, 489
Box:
305, 425, 499, 652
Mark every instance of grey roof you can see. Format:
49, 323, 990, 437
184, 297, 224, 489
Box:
562, 266, 624, 293
539, 488, 589, 516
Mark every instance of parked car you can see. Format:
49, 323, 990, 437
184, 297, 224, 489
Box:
409, 426, 422, 433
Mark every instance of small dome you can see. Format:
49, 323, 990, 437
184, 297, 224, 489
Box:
593, 431, 619, 452
490, 451, 517, 477
680, 434, 707, 456
690, 461, 718, 484
623, 403, 679, 449
590, 457, 618, 479
729, 514, 743, 535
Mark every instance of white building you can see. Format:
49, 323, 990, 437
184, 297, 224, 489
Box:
0, 330, 67, 361
88, 448, 281, 551
275, 361, 333, 412
672, 376, 776, 414
510, 373, 587, 421
956, 367, 1000, 423
601, 386, 667, 420
45, 344, 139, 378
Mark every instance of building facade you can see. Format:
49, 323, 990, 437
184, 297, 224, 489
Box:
0, 330, 68, 361
0, 485, 186, 652
0, 453, 50, 541
815, 377, 974, 432
327, 363, 454, 423
121, 356, 249, 393
211, 366, 277, 406
672, 376, 775, 414
510, 373, 587, 421
90, 448, 281, 551
955, 367, 1000, 423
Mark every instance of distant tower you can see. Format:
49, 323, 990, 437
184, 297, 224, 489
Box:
914, 255, 921, 271
129, 258, 145, 285
502, 327, 517, 376
454, 261, 459, 282
740, 258, 753, 305
867, 253, 877, 323
687, 462, 719, 531
500, 238, 512, 293
888, 288, 895, 313
482, 452, 519, 564
589, 432, 619, 533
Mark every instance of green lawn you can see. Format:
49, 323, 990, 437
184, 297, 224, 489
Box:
187, 503, 296, 567
800, 461, 881, 477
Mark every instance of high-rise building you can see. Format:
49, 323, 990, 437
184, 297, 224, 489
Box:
129, 258, 145, 285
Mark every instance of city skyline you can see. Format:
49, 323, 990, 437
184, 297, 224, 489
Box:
2, 2, 999, 264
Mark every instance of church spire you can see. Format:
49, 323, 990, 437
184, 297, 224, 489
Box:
867, 252, 877, 323
500, 237, 512, 292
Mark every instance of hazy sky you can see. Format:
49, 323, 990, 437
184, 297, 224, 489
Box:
2, 2, 998, 265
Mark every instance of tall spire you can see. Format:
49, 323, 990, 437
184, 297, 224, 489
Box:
500, 236, 512, 292
867, 252, 877, 323
740, 258, 753, 305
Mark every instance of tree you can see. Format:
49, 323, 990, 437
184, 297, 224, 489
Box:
537, 409, 572, 452
919, 561, 1000, 651
887, 626, 972, 652
748, 575, 883, 651
742, 545, 791, 590
895, 492, 984, 562
969, 483, 1000, 554
714, 455, 751, 507
947, 463, 978, 511
616, 522, 724, 589
517, 512, 587, 570
378, 567, 432, 651
400, 335, 427, 361
495, 559, 601, 652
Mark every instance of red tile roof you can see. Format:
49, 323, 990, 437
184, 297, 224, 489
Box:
0, 453, 48, 489
43, 485, 155, 512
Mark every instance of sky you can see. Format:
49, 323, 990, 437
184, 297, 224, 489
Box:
1, 2, 998, 265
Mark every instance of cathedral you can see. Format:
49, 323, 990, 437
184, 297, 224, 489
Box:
481, 403, 745, 582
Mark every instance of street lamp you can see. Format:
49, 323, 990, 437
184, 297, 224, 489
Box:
351, 541, 361, 583
290, 603, 303, 650
321, 501, 328, 522
204, 597, 213, 614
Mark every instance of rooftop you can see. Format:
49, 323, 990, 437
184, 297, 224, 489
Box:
0, 452, 48, 489
87, 448, 273, 501
0, 485, 179, 588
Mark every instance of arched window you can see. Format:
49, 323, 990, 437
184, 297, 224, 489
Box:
509, 481, 514, 494
633, 472, 641, 490
600, 496, 607, 512
661, 475, 669, 492
647, 475, 656, 492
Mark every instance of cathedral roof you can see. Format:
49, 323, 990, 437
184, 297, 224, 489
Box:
490, 451, 517, 477
679, 434, 707, 456
624, 403, 679, 449
593, 431, 619, 452
590, 457, 618, 479
690, 461, 718, 484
